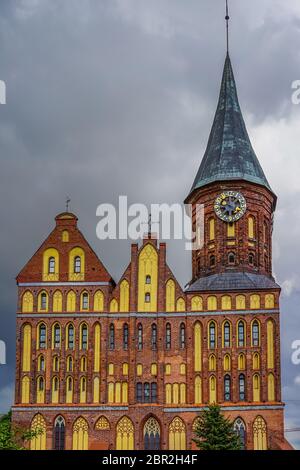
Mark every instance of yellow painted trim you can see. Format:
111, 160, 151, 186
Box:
120, 279, 130, 312
69, 247, 85, 281
42, 248, 59, 282
138, 244, 158, 312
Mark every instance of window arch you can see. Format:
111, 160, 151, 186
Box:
209, 375, 217, 404
120, 279, 130, 312
238, 353, 246, 371
222, 321, 231, 348
223, 354, 231, 371
110, 298, 118, 313
176, 297, 186, 312
165, 323, 171, 350
166, 279, 175, 312
210, 255, 216, 268
51, 376, 59, 403
52, 323, 61, 349
144, 417, 160, 450
221, 296, 232, 310
248, 216, 255, 239
228, 252, 236, 265
62, 230, 69, 242
208, 321, 217, 349
239, 374, 246, 401
22, 291, 34, 313
30, 414, 46, 450
151, 324, 157, 350
66, 291, 76, 312
94, 290, 104, 311
80, 323, 88, 350
253, 416, 267, 450
209, 217, 215, 241
109, 324, 115, 350
251, 320, 260, 347
38, 291, 48, 312
195, 376, 202, 404
66, 376, 73, 403
224, 375, 231, 401
38, 354, 45, 372
116, 417, 134, 450
265, 294, 275, 309
236, 295, 246, 310
21, 376, 30, 404
72, 417, 88, 450
194, 322, 202, 372
168, 417, 186, 450
138, 243, 158, 312
234, 418, 246, 449
268, 373, 275, 401
69, 247, 85, 281
209, 354, 216, 371
22, 324, 31, 372
137, 323, 143, 350
53, 290, 63, 312
80, 292, 89, 311
207, 296, 217, 311
95, 416, 110, 430
253, 374, 261, 402
250, 294, 260, 309
52, 355, 59, 372
80, 377, 87, 403
253, 352, 260, 370
165, 384, 172, 404
267, 320, 275, 369
36, 376, 45, 403
66, 355, 73, 372
66, 323, 74, 350
94, 323, 101, 373
37, 323, 47, 349
80, 356, 87, 372
237, 320, 246, 347
53, 416, 65, 450
191, 296, 203, 311
43, 248, 59, 281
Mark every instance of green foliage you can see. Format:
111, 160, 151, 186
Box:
0, 411, 42, 450
193, 405, 242, 450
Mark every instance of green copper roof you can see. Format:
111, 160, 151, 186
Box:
188, 54, 271, 196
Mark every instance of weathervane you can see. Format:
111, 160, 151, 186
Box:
225, 0, 230, 53
66, 197, 71, 212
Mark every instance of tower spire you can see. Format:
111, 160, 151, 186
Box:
225, 0, 230, 54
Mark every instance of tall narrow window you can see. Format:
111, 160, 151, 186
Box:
123, 323, 129, 350
238, 321, 245, 347
252, 321, 260, 347
166, 323, 171, 350
137, 324, 143, 350
223, 321, 231, 348
40, 293, 47, 311
109, 324, 115, 350
53, 324, 61, 349
234, 418, 246, 450
38, 355, 45, 372
239, 374, 246, 401
145, 293, 151, 303
81, 324, 88, 350
67, 324, 74, 349
228, 252, 235, 265
151, 324, 157, 350
38, 324, 46, 349
53, 416, 65, 451
81, 293, 89, 310
74, 256, 81, 273
48, 257, 55, 274
209, 322, 216, 349
180, 323, 186, 349
224, 375, 231, 401
136, 383, 142, 402
145, 275, 151, 284
151, 383, 157, 402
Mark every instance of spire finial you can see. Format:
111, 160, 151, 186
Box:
66, 197, 71, 212
225, 0, 230, 54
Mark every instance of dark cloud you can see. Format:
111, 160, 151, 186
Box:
0, 0, 300, 448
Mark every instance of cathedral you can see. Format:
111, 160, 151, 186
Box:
12, 48, 293, 450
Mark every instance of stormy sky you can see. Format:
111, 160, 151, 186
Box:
0, 0, 300, 449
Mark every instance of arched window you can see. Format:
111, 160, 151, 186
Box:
176, 297, 186, 312
30, 414, 46, 450
22, 324, 31, 372
22, 291, 34, 313
136, 364, 143, 376
151, 324, 157, 350
53, 416, 65, 450
210, 255, 216, 267
38, 354, 45, 372
208, 322, 216, 349
239, 374, 246, 401
253, 374, 261, 402
194, 322, 202, 372
123, 363, 129, 375
116, 417, 134, 450
234, 418, 246, 449
166, 323, 171, 350
168, 417, 186, 450
224, 375, 231, 401
248, 216, 255, 239
40, 292, 48, 311
209, 354, 216, 371
195, 376, 202, 404
252, 320, 260, 347
151, 383, 157, 402
37, 376, 45, 403
81, 292, 89, 310
236, 295, 246, 310
94, 290, 104, 311
145, 292, 151, 303
207, 296, 217, 311
67, 356, 73, 372
145, 275, 151, 284
62, 230, 69, 242
223, 354, 231, 371
21, 376, 30, 404
80, 324, 88, 350
151, 363, 157, 376
223, 321, 231, 348
180, 323, 186, 349
228, 252, 236, 265
66, 376, 73, 403
120, 279, 129, 312
51, 376, 59, 403
123, 323, 129, 350
209, 375, 217, 404
80, 356, 87, 372
66, 324, 74, 350
53, 355, 59, 372
238, 353, 246, 370
66, 291, 76, 312
137, 324, 143, 350
250, 294, 260, 309
209, 218, 215, 241
253, 352, 260, 370
72, 417, 88, 450
53, 324, 61, 349
249, 253, 255, 266
191, 296, 203, 311
109, 324, 115, 350
74, 256, 81, 273
237, 320, 245, 347
136, 382, 143, 402
80, 377, 87, 403
166, 279, 175, 312
253, 416, 267, 450
53, 290, 63, 312
144, 417, 160, 450
38, 323, 46, 349
48, 257, 55, 274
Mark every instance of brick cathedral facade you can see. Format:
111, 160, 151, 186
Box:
12, 53, 293, 450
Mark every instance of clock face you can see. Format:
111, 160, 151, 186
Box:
214, 191, 247, 222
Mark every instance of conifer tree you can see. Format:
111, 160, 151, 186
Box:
193, 405, 242, 450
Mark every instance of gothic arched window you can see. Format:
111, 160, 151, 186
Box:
123, 323, 129, 350
151, 324, 157, 350
137, 324, 143, 350
239, 374, 246, 401
224, 375, 231, 401
109, 324, 115, 350
166, 323, 171, 350
238, 321, 245, 347
234, 418, 246, 449
48, 257, 55, 274
180, 323, 186, 349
